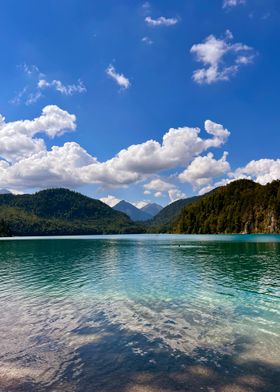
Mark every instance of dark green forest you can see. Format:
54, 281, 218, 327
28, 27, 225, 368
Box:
0, 180, 279, 236
172, 179, 280, 234
147, 196, 200, 233
0, 189, 143, 236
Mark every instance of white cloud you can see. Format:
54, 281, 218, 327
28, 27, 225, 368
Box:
235, 159, 280, 185
168, 188, 187, 203
145, 16, 178, 27
25, 91, 43, 105
198, 158, 280, 195
144, 178, 186, 202
106, 65, 131, 89
0, 108, 231, 192
133, 200, 149, 209
100, 195, 121, 207
11, 64, 86, 105
223, 0, 245, 8
179, 152, 230, 189
38, 79, 86, 95
144, 178, 175, 192
190, 31, 255, 84
155, 191, 163, 198
142, 36, 153, 45
0, 105, 76, 163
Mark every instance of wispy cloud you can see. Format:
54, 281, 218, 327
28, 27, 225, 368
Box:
106, 65, 131, 89
10, 64, 86, 105
145, 16, 178, 27
190, 30, 255, 84
38, 79, 86, 96
223, 0, 245, 8
142, 2, 151, 12
141, 36, 153, 45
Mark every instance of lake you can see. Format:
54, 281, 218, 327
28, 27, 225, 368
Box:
0, 234, 279, 391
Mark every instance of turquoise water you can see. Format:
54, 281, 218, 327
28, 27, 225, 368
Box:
0, 234, 279, 391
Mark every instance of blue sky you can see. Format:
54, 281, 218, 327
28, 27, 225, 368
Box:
0, 0, 279, 206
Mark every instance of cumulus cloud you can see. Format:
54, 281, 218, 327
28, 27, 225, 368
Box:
133, 200, 149, 209
190, 31, 255, 84
235, 159, 280, 185
198, 158, 280, 195
145, 16, 178, 27
100, 195, 121, 207
144, 178, 186, 202
168, 188, 187, 202
0, 108, 231, 192
0, 105, 76, 163
179, 152, 230, 189
144, 178, 175, 192
223, 0, 245, 8
0, 142, 94, 189
83, 119, 229, 186
106, 65, 131, 89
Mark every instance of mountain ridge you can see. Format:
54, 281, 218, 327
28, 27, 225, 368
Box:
113, 200, 152, 221
172, 179, 280, 234
0, 188, 142, 235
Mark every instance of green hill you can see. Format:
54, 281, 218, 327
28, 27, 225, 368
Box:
147, 196, 201, 233
172, 179, 280, 234
0, 219, 11, 237
0, 189, 142, 236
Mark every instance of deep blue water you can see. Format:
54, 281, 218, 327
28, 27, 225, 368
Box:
0, 234, 279, 391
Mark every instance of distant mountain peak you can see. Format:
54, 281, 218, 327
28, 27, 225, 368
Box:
0, 189, 12, 195
141, 202, 163, 217
113, 200, 152, 221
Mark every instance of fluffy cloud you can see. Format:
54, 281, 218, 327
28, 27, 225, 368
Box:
168, 188, 187, 203
179, 152, 230, 189
145, 16, 178, 27
144, 178, 186, 202
0, 142, 94, 189
235, 159, 280, 185
0, 105, 76, 163
198, 158, 280, 195
144, 178, 175, 192
190, 31, 255, 84
133, 200, 149, 209
100, 195, 121, 207
84, 120, 229, 186
106, 65, 131, 89
0, 107, 230, 192
223, 0, 245, 8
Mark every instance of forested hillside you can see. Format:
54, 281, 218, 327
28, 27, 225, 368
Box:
147, 196, 200, 232
0, 189, 142, 236
172, 180, 280, 234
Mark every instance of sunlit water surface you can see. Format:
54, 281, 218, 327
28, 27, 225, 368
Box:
0, 234, 279, 391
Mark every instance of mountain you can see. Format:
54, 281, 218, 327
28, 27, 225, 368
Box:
113, 200, 152, 221
0, 219, 11, 237
141, 203, 162, 217
147, 196, 201, 233
0, 189, 142, 236
172, 179, 280, 234
0, 189, 12, 195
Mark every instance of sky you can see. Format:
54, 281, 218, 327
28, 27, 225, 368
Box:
0, 0, 279, 207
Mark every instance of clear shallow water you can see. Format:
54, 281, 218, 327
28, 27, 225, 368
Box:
0, 234, 279, 392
